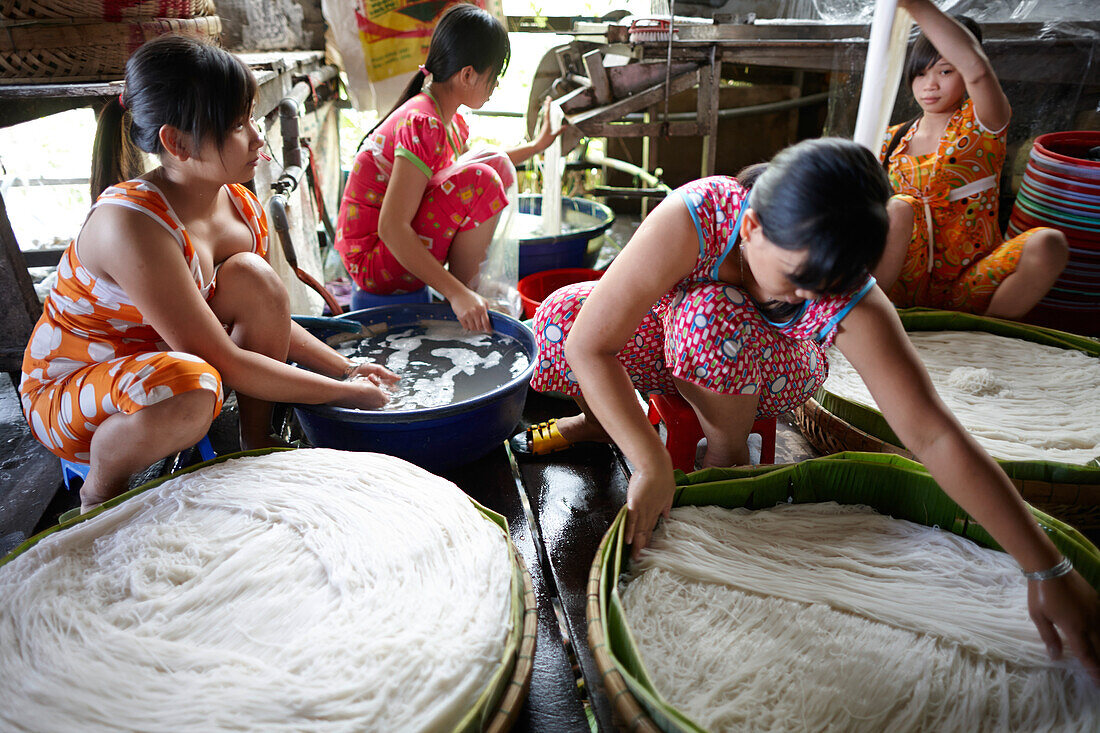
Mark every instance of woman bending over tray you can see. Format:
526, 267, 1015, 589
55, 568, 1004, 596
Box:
515, 137, 1099, 683
19, 35, 397, 514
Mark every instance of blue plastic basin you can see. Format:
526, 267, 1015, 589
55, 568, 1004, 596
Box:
350, 286, 430, 311
293, 303, 536, 472
517, 194, 614, 278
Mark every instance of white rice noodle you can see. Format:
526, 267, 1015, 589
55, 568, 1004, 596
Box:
621, 503, 1098, 732
823, 331, 1100, 464
0, 449, 513, 733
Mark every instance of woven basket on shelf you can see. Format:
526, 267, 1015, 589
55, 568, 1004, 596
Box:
1, 446, 536, 731
0, 15, 221, 83
1, 0, 215, 21
587, 453, 1100, 732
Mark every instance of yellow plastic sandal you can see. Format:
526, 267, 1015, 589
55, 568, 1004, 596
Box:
510, 418, 574, 456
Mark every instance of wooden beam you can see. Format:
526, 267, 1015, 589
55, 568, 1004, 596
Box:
582, 50, 612, 106
566, 67, 700, 127
578, 121, 704, 137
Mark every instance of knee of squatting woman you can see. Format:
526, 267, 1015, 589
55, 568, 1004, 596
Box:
519, 137, 1100, 683
20, 34, 398, 513
335, 3, 560, 332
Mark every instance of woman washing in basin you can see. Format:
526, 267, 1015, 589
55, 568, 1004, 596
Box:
336, 3, 560, 332
20, 35, 397, 513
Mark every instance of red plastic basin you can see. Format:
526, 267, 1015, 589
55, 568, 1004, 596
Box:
517, 267, 604, 319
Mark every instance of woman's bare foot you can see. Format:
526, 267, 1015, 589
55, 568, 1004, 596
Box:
78, 484, 114, 514
553, 413, 611, 445
240, 432, 291, 452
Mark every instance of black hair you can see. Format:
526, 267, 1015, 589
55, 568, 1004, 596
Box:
91, 34, 257, 199
734, 162, 768, 190
904, 15, 983, 86
744, 138, 891, 299
362, 3, 510, 142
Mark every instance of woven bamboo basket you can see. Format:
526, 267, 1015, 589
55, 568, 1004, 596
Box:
587, 452, 1100, 732
1, 0, 215, 21
797, 308, 1100, 518
2, 447, 535, 732
0, 15, 221, 83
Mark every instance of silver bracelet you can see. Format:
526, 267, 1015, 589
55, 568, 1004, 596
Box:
1022, 556, 1073, 581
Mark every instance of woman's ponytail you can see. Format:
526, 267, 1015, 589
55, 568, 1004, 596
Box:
355, 4, 509, 152
90, 35, 257, 199
90, 96, 144, 200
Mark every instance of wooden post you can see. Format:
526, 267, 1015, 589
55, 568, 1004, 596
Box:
641, 103, 660, 217
0, 192, 42, 378
698, 46, 721, 178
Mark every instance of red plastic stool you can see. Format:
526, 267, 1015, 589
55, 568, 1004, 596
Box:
647, 391, 776, 473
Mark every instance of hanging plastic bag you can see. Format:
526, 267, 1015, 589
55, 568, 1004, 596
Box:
460, 146, 522, 318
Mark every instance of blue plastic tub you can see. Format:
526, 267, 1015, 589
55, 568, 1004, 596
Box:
516, 194, 614, 278
293, 303, 536, 472
350, 286, 430, 311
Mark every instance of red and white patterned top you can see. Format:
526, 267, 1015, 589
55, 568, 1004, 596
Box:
672, 176, 874, 347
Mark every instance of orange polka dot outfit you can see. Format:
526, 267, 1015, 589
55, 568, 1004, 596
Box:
19, 180, 268, 463
336, 89, 513, 294
881, 99, 1040, 313
530, 177, 875, 419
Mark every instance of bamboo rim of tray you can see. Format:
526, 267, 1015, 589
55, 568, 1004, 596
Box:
1, 0, 216, 22
485, 553, 538, 733
1, 447, 533, 732
586, 453, 1100, 733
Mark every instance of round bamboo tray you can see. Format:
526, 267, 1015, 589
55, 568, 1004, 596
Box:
794, 398, 1100, 530
1, 0, 215, 21
587, 454, 1100, 732
799, 309, 1100, 517
0, 15, 221, 83
1, 447, 534, 732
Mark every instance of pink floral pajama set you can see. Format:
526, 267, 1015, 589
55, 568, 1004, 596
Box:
529, 176, 874, 418
336, 90, 514, 294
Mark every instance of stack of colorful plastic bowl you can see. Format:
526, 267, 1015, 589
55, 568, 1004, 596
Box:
1009, 131, 1100, 335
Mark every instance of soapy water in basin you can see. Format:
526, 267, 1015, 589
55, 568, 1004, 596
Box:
336, 321, 530, 411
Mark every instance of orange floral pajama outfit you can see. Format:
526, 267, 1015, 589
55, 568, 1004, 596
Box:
19, 180, 268, 463
336, 89, 513, 294
881, 99, 1041, 313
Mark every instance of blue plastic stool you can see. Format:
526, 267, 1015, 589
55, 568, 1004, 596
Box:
350, 286, 430, 311
60, 436, 216, 491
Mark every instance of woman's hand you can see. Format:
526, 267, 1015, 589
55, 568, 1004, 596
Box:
346, 361, 400, 385
449, 287, 492, 332
532, 96, 563, 154
332, 378, 392, 410
1028, 570, 1100, 684
624, 465, 676, 561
